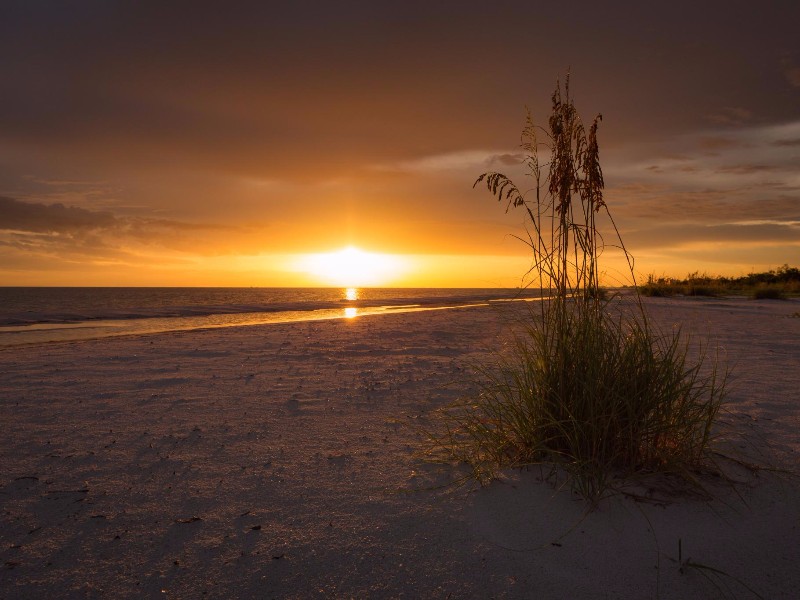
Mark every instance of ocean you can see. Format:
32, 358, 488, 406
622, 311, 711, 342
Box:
0, 287, 541, 347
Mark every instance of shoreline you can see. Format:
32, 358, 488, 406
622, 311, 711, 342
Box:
2, 290, 792, 350
1, 297, 798, 598
0, 289, 549, 348
0, 302, 507, 349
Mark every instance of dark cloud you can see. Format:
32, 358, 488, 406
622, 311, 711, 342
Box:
706, 107, 753, 126
0, 196, 258, 257
784, 65, 800, 88
714, 164, 779, 175
625, 221, 800, 250
608, 185, 800, 223
0, 195, 228, 236
0, 196, 116, 232
695, 136, 754, 152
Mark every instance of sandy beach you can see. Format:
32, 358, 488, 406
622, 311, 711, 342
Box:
1, 297, 799, 599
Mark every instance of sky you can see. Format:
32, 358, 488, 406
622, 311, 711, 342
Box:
1, 1, 798, 287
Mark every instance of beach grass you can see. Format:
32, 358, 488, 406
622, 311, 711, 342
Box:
428, 75, 727, 502
432, 299, 725, 502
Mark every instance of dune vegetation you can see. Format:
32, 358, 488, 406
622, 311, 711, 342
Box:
640, 266, 800, 299
428, 76, 727, 503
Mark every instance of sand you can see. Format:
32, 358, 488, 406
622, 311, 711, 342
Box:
1, 297, 799, 599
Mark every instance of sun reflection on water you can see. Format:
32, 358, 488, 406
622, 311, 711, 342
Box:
343, 288, 359, 318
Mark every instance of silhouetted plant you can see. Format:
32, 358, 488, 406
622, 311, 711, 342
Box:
428, 75, 726, 502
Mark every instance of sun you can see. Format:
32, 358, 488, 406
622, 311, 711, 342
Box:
294, 246, 407, 287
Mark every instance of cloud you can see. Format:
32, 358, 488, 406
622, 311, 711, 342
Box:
695, 136, 753, 152
0, 196, 117, 232
600, 119, 800, 267
623, 221, 800, 250
714, 164, 778, 175
610, 184, 800, 222
607, 120, 800, 195
706, 106, 753, 126
373, 150, 519, 174
784, 65, 800, 88
487, 153, 527, 167
0, 196, 261, 262
773, 138, 800, 147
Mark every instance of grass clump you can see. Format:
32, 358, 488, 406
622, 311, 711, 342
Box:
683, 272, 725, 297
639, 272, 725, 297
639, 275, 680, 297
752, 285, 786, 300
685, 285, 721, 298
428, 76, 726, 503
443, 306, 725, 501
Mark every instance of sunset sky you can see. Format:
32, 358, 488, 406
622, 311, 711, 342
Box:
1, 1, 798, 287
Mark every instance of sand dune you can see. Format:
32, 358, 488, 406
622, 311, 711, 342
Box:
1, 297, 798, 599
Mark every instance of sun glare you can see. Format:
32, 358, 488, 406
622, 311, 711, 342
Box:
294, 246, 407, 287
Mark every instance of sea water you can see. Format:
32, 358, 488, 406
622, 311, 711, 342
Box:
0, 287, 541, 347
